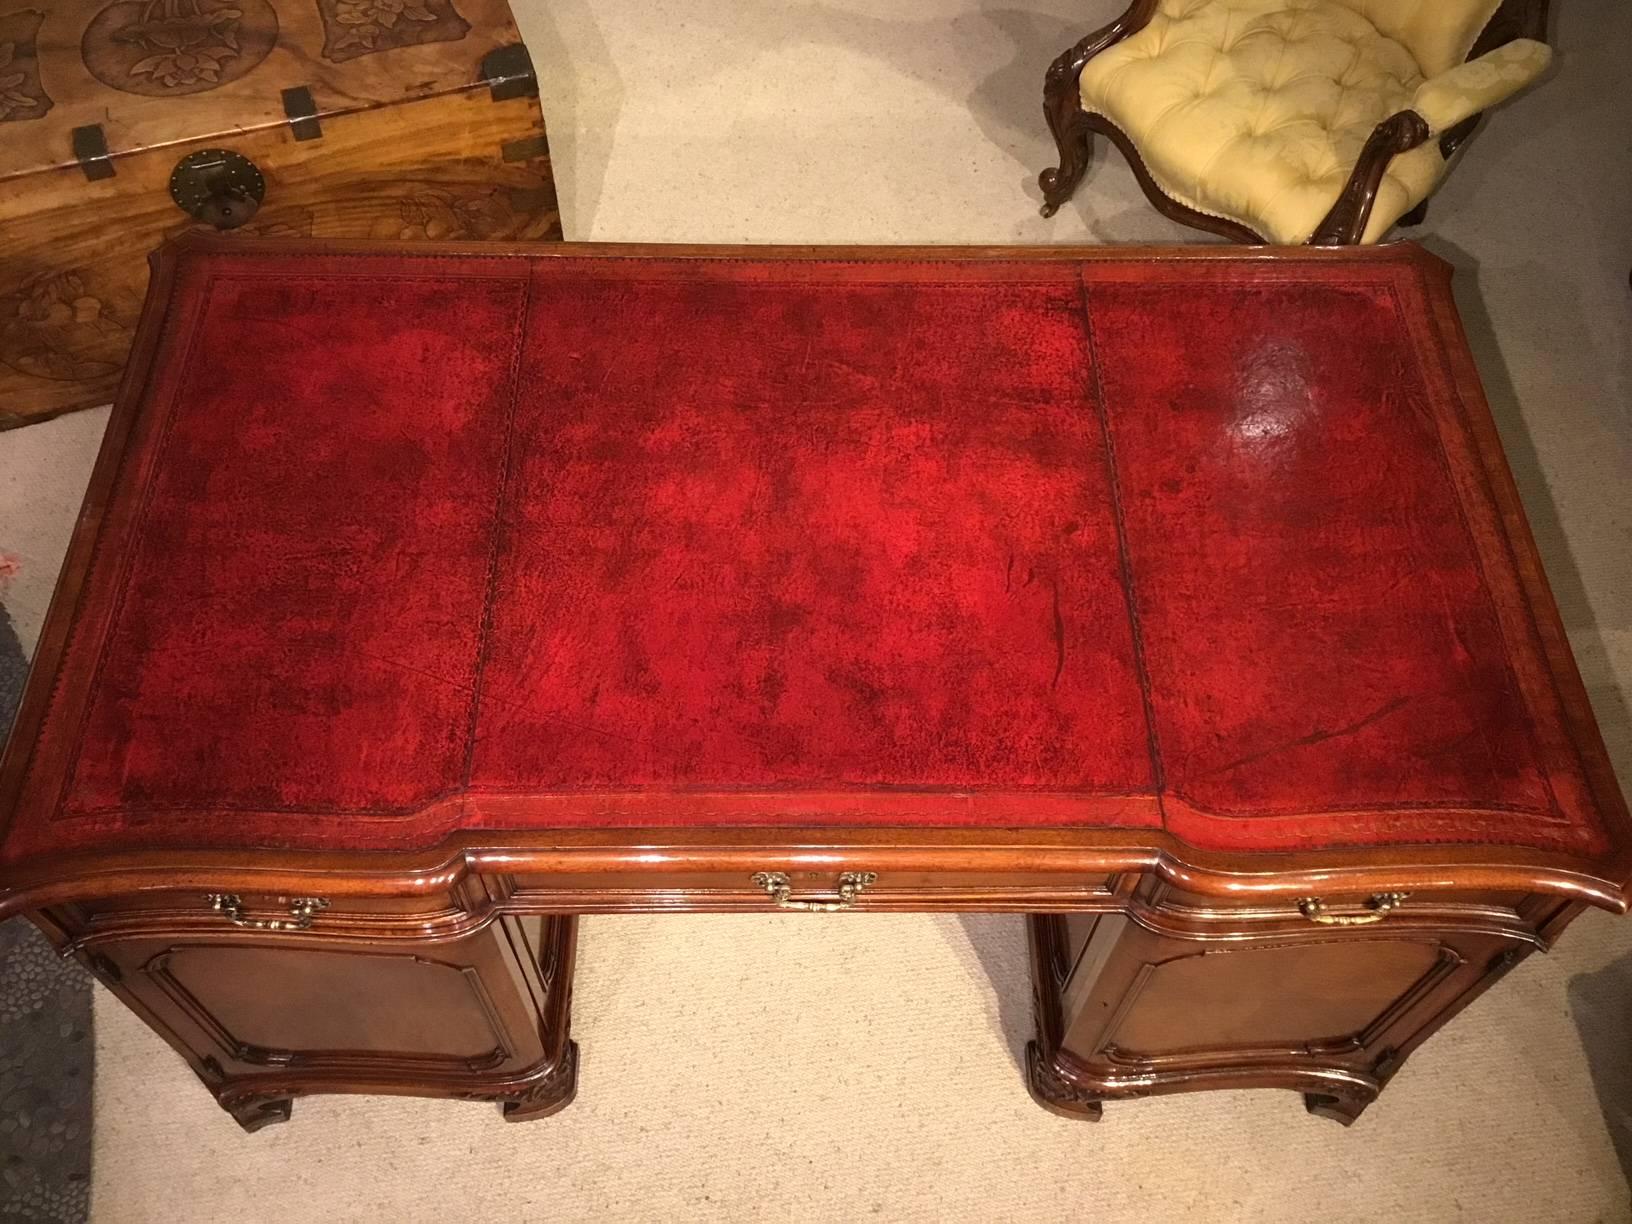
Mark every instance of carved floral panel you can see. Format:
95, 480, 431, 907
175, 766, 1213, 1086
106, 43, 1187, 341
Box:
0, 9, 51, 122
371, 185, 510, 240
80, 0, 279, 96
0, 269, 135, 384
315, 0, 469, 63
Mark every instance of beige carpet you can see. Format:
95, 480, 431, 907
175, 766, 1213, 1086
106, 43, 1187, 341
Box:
1, 0, 1629, 1219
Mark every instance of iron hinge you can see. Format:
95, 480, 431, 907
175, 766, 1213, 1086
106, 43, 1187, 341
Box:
71, 124, 115, 181
282, 85, 322, 141
481, 43, 538, 102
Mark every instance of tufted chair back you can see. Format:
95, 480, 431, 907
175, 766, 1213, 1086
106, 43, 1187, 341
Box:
1332, 0, 1504, 74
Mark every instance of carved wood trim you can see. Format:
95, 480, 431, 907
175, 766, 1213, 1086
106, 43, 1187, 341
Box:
1309, 110, 1432, 246
497, 1040, 578, 1120
212, 1035, 578, 1127
1036, 1030, 1383, 1113
1025, 1041, 1105, 1120
1037, 0, 1157, 217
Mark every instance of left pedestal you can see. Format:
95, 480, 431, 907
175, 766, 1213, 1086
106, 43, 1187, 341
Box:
33, 893, 578, 1131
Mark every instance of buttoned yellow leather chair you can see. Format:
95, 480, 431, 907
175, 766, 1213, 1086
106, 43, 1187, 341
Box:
1038, 0, 1553, 243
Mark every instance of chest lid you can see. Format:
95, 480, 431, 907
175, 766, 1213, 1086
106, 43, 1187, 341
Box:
0, 0, 533, 183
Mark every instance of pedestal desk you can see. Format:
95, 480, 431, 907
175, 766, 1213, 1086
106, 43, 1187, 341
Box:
1, 237, 1627, 1130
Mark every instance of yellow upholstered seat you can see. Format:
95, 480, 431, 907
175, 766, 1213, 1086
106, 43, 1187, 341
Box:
1053, 0, 1552, 243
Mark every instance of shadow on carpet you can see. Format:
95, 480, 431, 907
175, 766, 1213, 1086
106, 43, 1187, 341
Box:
1571, 953, 1632, 1195
0, 605, 91, 1224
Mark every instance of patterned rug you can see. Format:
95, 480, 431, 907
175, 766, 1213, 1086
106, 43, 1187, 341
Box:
0, 605, 91, 1224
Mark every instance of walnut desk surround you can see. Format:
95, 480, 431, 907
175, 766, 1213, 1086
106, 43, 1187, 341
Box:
1, 237, 1627, 1131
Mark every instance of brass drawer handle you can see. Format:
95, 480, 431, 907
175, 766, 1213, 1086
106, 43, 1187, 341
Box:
1297, 892, 1409, 926
204, 893, 329, 931
751, 872, 876, 912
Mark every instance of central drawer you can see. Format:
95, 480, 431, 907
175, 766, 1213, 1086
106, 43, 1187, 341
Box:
498, 867, 1126, 913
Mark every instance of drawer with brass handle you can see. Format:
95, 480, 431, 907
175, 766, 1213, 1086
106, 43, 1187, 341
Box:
203, 893, 330, 932
751, 871, 877, 912
1295, 893, 1410, 927
54, 888, 471, 945
1140, 883, 1546, 939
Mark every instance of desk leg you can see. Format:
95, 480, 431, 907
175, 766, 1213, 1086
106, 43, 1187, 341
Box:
1025, 912, 1109, 1121
487, 913, 582, 1123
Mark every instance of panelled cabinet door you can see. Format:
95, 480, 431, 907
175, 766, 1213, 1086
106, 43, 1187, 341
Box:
111, 937, 538, 1074
72, 912, 573, 1125
1034, 912, 1532, 1122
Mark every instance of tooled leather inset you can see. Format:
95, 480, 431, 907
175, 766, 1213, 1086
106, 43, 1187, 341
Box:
4, 251, 1611, 865
1078, 271, 1590, 851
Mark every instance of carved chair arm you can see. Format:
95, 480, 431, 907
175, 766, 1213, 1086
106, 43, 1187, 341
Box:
1308, 110, 1431, 246
1412, 39, 1554, 137
1311, 36, 1553, 245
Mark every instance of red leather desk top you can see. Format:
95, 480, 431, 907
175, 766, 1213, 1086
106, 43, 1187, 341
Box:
1, 240, 1626, 896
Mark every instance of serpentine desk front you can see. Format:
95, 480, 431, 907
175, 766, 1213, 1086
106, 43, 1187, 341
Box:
1, 237, 1626, 1130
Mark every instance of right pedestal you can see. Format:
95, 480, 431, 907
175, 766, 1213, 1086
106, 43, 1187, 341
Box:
1025, 886, 1548, 1124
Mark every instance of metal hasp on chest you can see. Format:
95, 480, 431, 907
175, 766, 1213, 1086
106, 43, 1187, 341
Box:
1, 237, 1626, 1131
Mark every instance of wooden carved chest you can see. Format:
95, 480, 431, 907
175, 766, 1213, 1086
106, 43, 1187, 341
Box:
0, 0, 560, 428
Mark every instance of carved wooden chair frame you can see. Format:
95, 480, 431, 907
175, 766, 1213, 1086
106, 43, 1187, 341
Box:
1037, 0, 1551, 244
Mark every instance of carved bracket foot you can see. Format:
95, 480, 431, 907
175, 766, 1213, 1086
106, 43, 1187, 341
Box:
1025, 1041, 1105, 1121
1303, 1090, 1374, 1126
498, 1041, 579, 1122
222, 1093, 294, 1133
